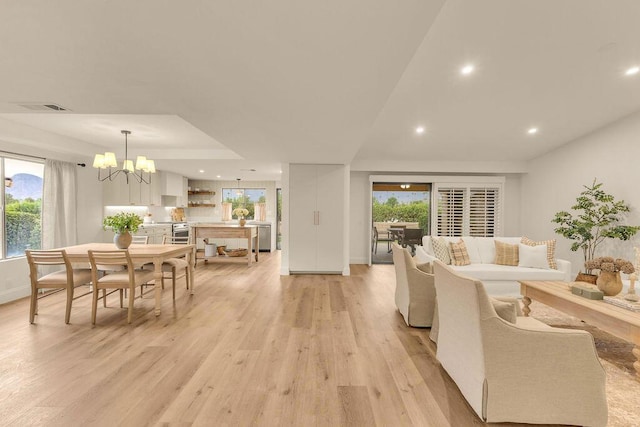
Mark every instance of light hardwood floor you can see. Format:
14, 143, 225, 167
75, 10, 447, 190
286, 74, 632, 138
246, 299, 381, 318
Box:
0, 252, 543, 426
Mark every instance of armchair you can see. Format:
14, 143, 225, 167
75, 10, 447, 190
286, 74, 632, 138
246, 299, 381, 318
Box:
391, 243, 436, 327
433, 260, 607, 426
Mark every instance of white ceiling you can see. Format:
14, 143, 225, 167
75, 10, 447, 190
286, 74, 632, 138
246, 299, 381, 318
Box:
0, 1, 639, 180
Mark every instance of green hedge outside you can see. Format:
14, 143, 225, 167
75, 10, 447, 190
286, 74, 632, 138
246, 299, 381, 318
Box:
372, 199, 430, 232
5, 200, 41, 257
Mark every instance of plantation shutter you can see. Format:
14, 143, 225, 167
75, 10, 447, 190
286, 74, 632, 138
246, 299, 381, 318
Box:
436, 188, 465, 237
469, 187, 501, 236
434, 184, 502, 237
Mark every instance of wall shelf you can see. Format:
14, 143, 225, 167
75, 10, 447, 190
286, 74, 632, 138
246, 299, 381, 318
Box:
188, 203, 215, 208
188, 191, 215, 195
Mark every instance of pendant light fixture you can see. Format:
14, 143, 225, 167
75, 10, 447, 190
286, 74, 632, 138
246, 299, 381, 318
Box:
92, 130, 156, 184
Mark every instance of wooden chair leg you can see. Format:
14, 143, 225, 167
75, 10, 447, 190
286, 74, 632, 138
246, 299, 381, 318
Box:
172, 267, 176, 300
120, 289, 124, 308
127, 286, 135, 324
103, 289, 107, 307
65, 286, 74, 324
92, 287, 99, 325
29, 288, 37, 324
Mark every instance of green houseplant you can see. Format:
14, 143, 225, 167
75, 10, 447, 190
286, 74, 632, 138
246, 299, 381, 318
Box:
103, 212, 143, 249
552, 179, 640, 275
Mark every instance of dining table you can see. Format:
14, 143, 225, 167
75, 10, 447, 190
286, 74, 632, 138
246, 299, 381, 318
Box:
57, 242, 196, 316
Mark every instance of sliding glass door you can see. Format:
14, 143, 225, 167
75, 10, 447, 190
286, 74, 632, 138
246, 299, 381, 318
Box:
371, 182, 430, 264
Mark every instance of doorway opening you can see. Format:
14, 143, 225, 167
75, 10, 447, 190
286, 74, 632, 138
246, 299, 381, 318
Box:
371, 182, 431, 264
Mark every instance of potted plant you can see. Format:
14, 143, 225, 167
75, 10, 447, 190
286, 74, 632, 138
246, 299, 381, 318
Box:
103, 212, 143, 249
552, 179, 640, 280
233, 207, 249, 226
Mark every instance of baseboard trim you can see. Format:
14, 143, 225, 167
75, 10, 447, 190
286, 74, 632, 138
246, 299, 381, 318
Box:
0, 286, 30, 305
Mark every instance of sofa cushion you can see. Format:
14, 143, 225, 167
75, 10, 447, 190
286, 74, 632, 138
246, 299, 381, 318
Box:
431, 237, 451, 264
450, 239, 471, 266
521, 236, 557, 269
495, 241, 519, 266
461, 237, 482, 264
518, 243, 550, 269
450, 263, 566, 281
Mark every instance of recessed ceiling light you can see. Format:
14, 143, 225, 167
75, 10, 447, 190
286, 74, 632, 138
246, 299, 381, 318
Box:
527, 127, 538, 135
625, 66, 640, 76
199, 170, 205, 173
216, 175, 221, 178
415, 126, 425, 134
460, 64, 475, 75
279, 170, 283, 174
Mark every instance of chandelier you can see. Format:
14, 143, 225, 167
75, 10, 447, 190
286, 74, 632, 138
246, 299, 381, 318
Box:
92, 130, 156, 184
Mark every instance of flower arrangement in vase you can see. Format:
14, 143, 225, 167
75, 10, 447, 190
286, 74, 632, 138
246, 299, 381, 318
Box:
584, 256, 635, 296
103, 212, 143, 249
233, 207, 249, 226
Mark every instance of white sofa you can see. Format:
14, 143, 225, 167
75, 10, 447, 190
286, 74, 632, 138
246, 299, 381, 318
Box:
414, 236, 571, 296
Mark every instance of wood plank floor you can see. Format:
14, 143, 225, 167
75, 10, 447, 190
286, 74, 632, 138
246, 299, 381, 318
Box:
0, 252, 555, 426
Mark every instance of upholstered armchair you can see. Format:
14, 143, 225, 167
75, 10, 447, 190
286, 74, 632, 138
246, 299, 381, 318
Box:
391, 243, 436, 327
433, 260, 607, 426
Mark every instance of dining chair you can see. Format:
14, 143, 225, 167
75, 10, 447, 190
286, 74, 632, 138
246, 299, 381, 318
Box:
26, 249, 93, 324
88, 249, 155, 324
161, 235, 191, 299
131, 235, 149, 244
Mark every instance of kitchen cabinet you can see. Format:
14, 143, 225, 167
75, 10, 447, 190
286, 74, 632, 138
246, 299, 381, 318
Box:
289, 164, 344, 273
161, 172, 188, 207
102, 175, 160, 206
133, 224, 172, 244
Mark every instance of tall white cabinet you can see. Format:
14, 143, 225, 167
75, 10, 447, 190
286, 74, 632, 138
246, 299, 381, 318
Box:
289, 164, 345, 274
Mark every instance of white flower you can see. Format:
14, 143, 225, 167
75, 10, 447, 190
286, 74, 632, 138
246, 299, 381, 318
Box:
232, 207, 249, 217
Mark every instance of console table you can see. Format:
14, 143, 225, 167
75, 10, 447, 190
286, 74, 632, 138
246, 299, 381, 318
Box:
520, 280, 640, 379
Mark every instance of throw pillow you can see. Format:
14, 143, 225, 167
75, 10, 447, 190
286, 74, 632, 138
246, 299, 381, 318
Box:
494, 240, 519, 266
431, 236, 451, 265
521, 236, 557, 269
449, 239, 471, 266
518, 243, 550, 269
415, 262, 433, 274
489, 297, 517, 324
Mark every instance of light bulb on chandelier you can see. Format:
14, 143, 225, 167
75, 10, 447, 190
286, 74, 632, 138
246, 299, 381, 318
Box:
92, 130, 156, 184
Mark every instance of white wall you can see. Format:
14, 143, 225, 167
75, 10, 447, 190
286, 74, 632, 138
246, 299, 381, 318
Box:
522, 110, 640, 275
349, 172, 371, 264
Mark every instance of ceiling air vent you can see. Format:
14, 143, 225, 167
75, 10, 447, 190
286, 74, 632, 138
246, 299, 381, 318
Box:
17, 103, 71, 112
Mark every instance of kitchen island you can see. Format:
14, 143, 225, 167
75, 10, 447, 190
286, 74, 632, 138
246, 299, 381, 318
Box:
190, 223, 259, 266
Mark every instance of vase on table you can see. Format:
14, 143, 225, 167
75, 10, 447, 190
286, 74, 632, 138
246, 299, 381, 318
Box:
239, 218, 246, 227
596, 271, 623, 296
114, 231, 132, 249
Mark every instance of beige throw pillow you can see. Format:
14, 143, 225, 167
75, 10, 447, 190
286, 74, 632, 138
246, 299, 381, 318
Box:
415, 262, 433, 274
521, 236, 557, 269
494, 240, 519, 266
431, 237, 451, 265
489, 297, 517, 324
449, 239, 471, 266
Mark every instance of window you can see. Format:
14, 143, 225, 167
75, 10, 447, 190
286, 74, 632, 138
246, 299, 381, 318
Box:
2, 156, 44, 258
221, 188, 266, 220
434, 183, 502, 237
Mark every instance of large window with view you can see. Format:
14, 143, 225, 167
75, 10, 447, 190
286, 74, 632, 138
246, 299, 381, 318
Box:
221, 188, 267, 221
3, 156, 44, 258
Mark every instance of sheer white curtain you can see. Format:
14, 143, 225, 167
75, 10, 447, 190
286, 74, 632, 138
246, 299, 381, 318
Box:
222, 202, 232, 221
42, 159, 78, 249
